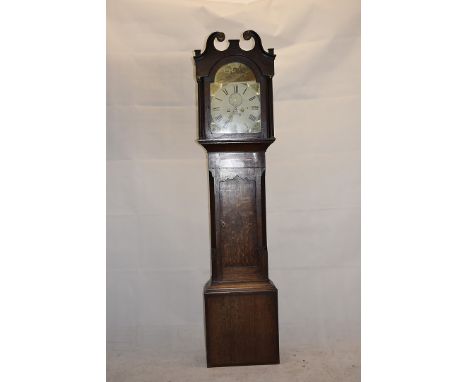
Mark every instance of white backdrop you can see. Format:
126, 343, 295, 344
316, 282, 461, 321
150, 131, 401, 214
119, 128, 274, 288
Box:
107, 0, 360, 367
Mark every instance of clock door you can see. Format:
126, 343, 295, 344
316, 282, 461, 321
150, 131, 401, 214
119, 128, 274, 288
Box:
219, 175, 257, 268
218, 171, 259, 281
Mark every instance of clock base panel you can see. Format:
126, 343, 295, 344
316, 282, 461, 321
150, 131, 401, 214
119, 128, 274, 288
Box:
204, 280, 280, 367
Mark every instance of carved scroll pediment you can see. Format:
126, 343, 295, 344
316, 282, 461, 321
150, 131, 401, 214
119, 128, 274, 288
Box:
193, 30, 275, 78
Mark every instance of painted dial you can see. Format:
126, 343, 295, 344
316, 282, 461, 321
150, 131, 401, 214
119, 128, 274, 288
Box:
210, 81, 261, 134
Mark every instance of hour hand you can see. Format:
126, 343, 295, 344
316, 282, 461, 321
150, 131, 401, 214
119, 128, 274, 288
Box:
225, 112, 234, 126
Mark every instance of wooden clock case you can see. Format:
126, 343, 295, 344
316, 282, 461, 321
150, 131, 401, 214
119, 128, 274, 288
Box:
194, 31, 279, 367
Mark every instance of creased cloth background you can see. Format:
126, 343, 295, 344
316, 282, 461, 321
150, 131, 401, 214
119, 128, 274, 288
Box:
107, 0, 360, 366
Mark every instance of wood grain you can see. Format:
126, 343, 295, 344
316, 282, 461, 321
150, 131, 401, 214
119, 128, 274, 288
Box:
204, 281, 279, 367
220, 176, 257, 267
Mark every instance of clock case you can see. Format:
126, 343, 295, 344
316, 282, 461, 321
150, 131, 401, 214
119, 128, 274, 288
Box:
194, 31, 279, 367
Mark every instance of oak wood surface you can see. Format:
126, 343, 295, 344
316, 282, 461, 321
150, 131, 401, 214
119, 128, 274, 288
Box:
204, 281, 279, 367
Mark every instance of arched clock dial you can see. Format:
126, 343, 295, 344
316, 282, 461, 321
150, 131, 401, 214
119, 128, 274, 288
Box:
210, 81, 261, 134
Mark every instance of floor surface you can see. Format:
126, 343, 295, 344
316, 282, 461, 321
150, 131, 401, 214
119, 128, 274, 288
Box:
107, 345, 360, 382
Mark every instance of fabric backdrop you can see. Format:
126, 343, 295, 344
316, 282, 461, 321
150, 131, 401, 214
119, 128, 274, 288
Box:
107, 0, 360, 362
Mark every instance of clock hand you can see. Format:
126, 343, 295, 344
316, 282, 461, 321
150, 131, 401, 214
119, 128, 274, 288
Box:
224, 111, 234, 127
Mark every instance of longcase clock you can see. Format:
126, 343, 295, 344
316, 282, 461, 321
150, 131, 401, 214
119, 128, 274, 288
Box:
194, 30, 279, 367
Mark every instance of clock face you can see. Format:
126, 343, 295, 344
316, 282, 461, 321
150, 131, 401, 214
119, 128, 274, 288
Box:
210, 81, 261, 134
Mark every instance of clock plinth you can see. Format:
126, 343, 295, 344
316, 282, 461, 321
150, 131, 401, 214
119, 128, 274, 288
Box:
194, 31, 279, 367
204, 280, 279, 367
